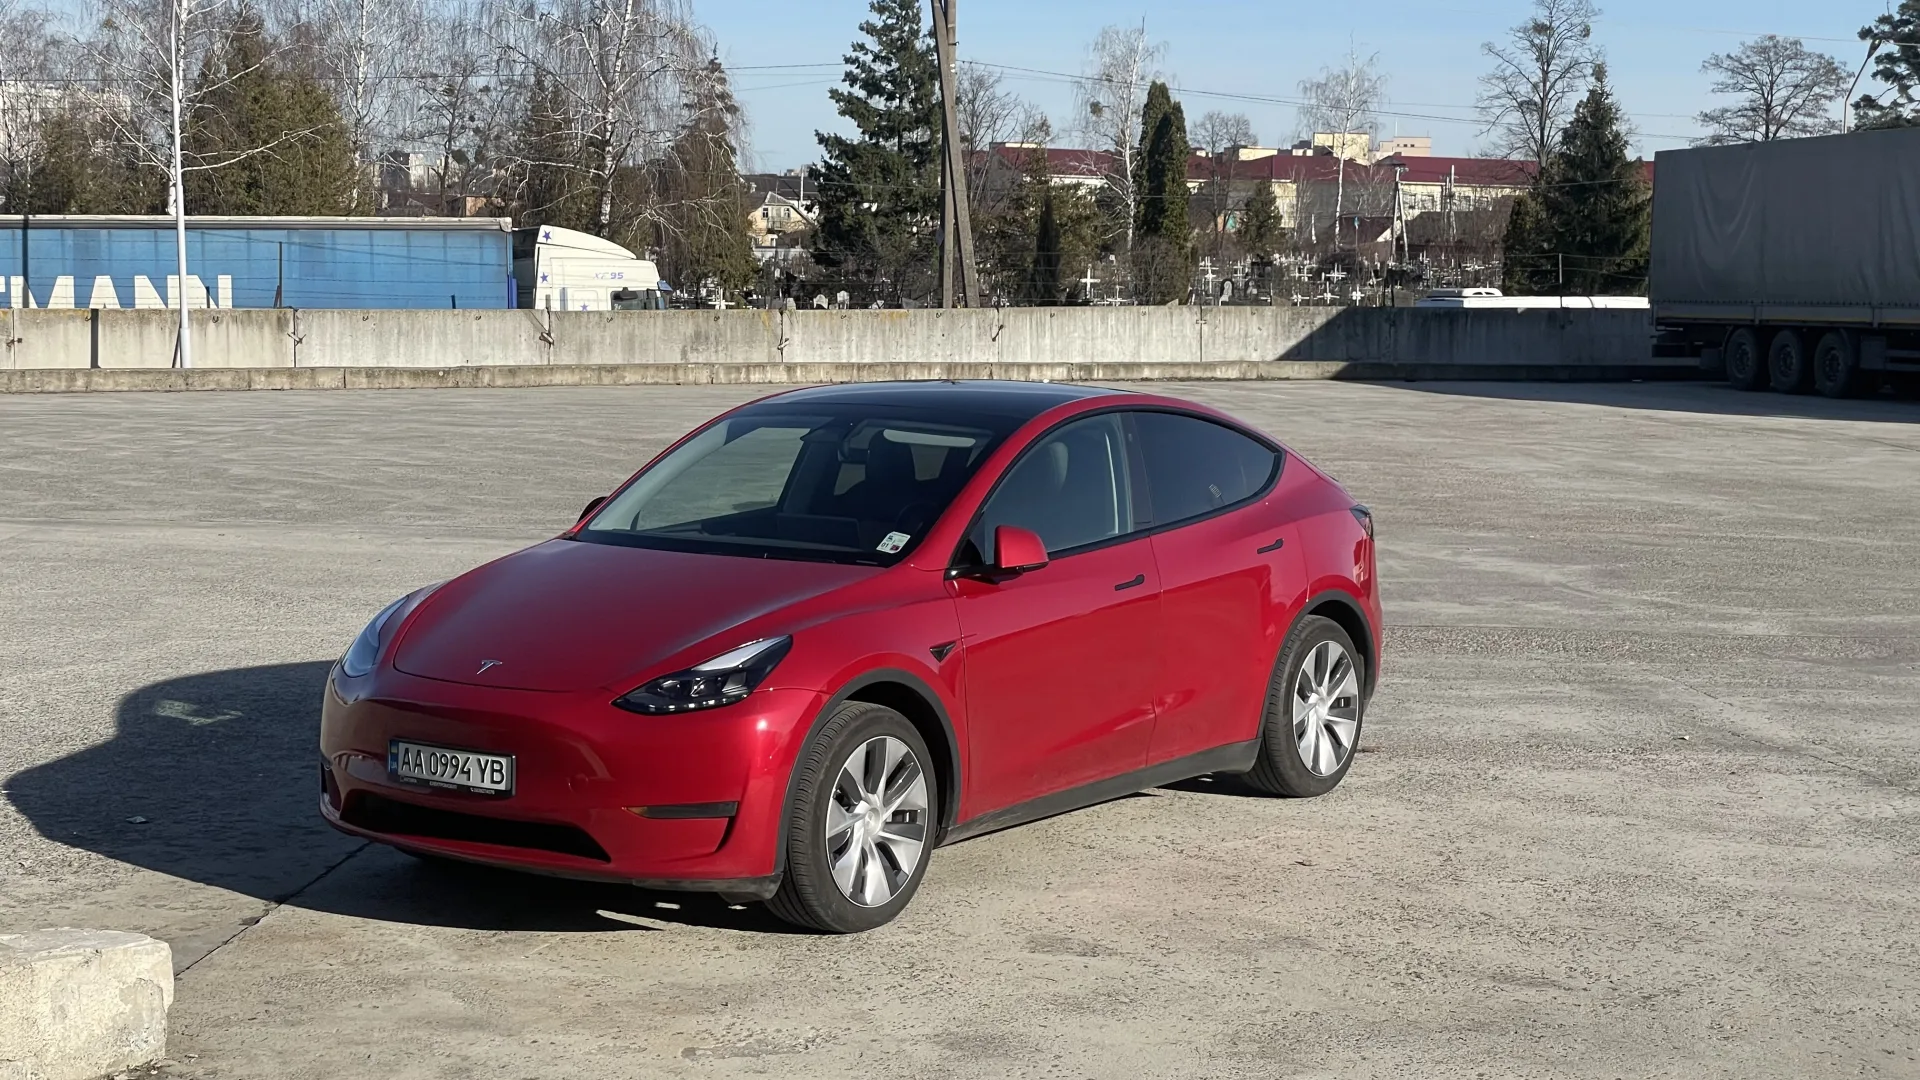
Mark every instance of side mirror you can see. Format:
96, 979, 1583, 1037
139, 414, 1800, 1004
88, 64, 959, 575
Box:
992, 525, 1050, 574
578, 495, 608, 523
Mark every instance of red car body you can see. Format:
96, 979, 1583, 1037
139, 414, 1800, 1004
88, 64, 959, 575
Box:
320, 382, 1381, 903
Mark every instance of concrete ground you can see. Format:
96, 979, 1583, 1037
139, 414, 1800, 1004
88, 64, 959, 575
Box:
2, 381, 1918, 1080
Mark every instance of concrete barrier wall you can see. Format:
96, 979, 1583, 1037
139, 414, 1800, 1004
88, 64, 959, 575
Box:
548, 309, 781, 367
0, 306, 1657, 373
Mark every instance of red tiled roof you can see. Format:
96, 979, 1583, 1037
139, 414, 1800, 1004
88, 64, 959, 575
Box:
983, 144, 1116, 179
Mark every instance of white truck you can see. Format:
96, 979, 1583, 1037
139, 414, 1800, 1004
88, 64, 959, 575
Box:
513, 225, 667, 311
1415, 288, 1648, 310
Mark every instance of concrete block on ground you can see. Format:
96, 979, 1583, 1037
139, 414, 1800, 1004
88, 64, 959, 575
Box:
0, 929, 172, 1080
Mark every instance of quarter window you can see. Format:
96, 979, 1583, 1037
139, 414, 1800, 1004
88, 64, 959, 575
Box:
1132, 412, 1279, 526
966, 414, 1136, 562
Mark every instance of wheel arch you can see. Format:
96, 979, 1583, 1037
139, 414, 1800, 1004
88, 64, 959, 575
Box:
774, 668, 963, 879
1297, 589, 1377, 701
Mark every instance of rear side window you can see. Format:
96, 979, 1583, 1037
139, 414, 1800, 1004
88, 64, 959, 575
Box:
1132, 411, 1279, 527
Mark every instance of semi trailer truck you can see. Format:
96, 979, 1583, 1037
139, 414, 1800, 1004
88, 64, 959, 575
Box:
0, 216, 663, 311
1651, 126, 1920, 397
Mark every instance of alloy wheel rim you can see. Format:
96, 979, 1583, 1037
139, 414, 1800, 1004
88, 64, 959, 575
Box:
1293, 641, 1361, 777
825, 736, 930, 908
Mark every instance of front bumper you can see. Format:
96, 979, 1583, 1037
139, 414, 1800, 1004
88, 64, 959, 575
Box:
319, 666, 824, 896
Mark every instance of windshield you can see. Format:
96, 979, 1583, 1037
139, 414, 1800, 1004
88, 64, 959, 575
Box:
575, 404, 1016, 566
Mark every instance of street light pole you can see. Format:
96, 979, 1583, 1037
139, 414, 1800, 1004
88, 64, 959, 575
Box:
170, 0, 192, 368
1843, 38, 1885, 133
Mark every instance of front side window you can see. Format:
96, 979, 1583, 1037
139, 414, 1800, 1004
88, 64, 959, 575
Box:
965, 414, 1137, 563
579, 405, 1011, 566
1132, 411, 1280, 527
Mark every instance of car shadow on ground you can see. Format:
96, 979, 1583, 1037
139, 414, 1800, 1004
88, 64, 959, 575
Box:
1155, 773, 1268, 798
4, 662, 800, 935
1390, 379, 1920, 422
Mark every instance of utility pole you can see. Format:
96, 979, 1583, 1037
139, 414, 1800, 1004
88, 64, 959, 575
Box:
931, 0, 979, 308
169, 0, 192, 368
1392, 164, 1410, 267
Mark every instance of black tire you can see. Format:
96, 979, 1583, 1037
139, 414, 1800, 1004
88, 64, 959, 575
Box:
1725, 327, 1765, 391
1813, 330, 1861, 399
1245, 615, 1366, 798
1767, 329, 1811, 394
765, 701, 938, 933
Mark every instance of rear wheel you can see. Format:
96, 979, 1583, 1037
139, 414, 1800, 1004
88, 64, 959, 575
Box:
766, 702, 936, 933
1813, 331, 1861, 399
1246, 615, 1366, 798
1724, 328, 1765, 391
1768, 329, 1811, 394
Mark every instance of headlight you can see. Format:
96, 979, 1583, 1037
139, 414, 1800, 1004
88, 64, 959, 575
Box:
339, 587, 437, 678
614, 637, 793, 715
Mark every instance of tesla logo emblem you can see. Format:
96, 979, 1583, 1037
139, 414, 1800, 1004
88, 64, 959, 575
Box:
476, 659, 504, 675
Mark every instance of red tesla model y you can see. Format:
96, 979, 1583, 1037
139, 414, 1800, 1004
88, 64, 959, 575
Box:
320, 381, 1381, 932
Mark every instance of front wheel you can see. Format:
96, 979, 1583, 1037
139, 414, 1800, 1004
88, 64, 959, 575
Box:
766, 702, 937, 933
1246, 615, 1366, 798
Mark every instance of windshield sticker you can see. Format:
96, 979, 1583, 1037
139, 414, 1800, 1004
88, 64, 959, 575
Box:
878, 532, 911, 554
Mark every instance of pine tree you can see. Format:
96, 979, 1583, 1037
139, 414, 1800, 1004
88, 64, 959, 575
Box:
183, 9, 359, 215
1535, 65, 1650, 293
977, 144, 1101, 304
508, 74, 595, 232
657, 62, 758, 298
1854, 0, 1920, 128
1499, 189, 1552, 294
10, 110, 162, 214
1029, 188, 1062, 305
810, 0, 941, 305
1240, 181, 1282, 257
1134, 81, 1192, 303
1133, 81, 1173, 219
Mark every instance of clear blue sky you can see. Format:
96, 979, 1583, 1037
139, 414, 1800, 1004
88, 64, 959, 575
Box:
702, 0, 1887, 171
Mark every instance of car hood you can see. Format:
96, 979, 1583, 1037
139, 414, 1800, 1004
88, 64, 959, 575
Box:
392, 539, 873, 692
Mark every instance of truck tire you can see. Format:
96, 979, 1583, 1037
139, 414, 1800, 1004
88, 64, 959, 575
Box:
1724, 328, 1765, 391
1813, 331, 1861, 399
1767, 329, 1811, 394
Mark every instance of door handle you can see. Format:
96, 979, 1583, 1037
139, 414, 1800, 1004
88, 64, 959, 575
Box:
1257, 537, 1286, 554
1113, 573, 1147, 591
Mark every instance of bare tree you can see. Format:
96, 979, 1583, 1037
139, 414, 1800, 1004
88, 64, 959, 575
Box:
0, 0, 70, 210
495, 0, 726, 239
1192, 110, 1255, 157
277, 0, 424, 209
1192, 110, 1255, 258
1695, 35, 1848, 144
956, 63, 1047, 221
1477, 0, 1601, 167
1299, 50, 1384, 253
1073, 22, 1164, 256
410, 0, 509, 211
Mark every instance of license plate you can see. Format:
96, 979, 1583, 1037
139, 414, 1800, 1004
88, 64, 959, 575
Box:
389, 740, 514, 796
